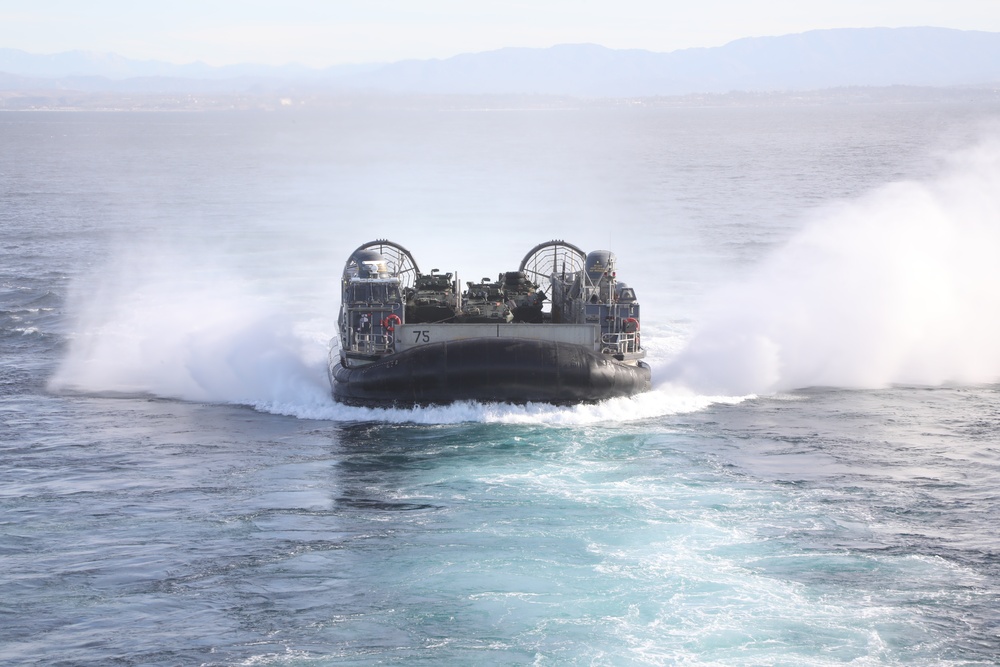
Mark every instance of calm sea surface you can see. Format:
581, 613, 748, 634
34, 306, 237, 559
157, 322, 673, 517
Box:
3, 101, 1000, 665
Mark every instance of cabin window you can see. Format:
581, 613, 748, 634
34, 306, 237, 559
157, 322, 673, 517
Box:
348, 283, 401, 304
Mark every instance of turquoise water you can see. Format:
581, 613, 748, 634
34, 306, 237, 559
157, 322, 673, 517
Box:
3, 104, 1000, 665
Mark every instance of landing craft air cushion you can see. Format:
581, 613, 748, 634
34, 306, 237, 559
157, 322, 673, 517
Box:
329, 240, 651, 406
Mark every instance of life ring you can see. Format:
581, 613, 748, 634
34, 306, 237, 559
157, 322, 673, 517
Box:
382, 313, 402, 332
623, 317, 639, 333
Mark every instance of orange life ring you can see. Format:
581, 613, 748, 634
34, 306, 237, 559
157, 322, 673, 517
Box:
623, 317, 639, 333
382, 314, 402, 332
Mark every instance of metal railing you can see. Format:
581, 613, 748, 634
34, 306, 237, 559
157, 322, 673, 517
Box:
346, 331, 394, 355
601, 331, 640, 355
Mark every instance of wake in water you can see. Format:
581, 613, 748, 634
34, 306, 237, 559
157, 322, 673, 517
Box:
665, 137, 1000, 395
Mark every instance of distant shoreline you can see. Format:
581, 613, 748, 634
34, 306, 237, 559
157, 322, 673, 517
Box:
3, 85, 1000, 112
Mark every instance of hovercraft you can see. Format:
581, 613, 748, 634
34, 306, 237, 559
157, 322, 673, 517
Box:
328, 240, 651, 406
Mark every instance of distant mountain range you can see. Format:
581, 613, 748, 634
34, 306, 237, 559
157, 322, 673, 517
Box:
3, 27, 1000, 98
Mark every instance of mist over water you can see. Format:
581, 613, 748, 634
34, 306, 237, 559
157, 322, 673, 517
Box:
666, 137, 1000, 395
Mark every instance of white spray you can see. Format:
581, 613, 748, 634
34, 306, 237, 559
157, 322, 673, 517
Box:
49, 242, 332, 410
665, 138, 1000, 395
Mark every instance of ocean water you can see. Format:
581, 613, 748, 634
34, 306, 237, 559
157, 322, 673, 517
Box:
3, 100, 1000, 665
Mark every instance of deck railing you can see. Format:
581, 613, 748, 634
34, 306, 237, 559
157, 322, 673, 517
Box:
347, 332, 394, 355
601, 331, 640, 355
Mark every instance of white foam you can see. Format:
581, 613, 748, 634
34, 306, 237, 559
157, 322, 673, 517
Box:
261, 381, 749, 425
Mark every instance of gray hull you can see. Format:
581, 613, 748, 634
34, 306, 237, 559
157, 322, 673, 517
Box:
331, 337, 651, 407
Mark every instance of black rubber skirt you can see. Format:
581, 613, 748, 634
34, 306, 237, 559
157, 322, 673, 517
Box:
331, 337, 651, 407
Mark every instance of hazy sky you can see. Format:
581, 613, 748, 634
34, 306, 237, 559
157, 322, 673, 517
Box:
3, 0, 999, 66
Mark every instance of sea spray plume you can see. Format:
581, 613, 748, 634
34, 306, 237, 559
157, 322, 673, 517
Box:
49, 244, 329, 407
665, 138, 1000, 395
